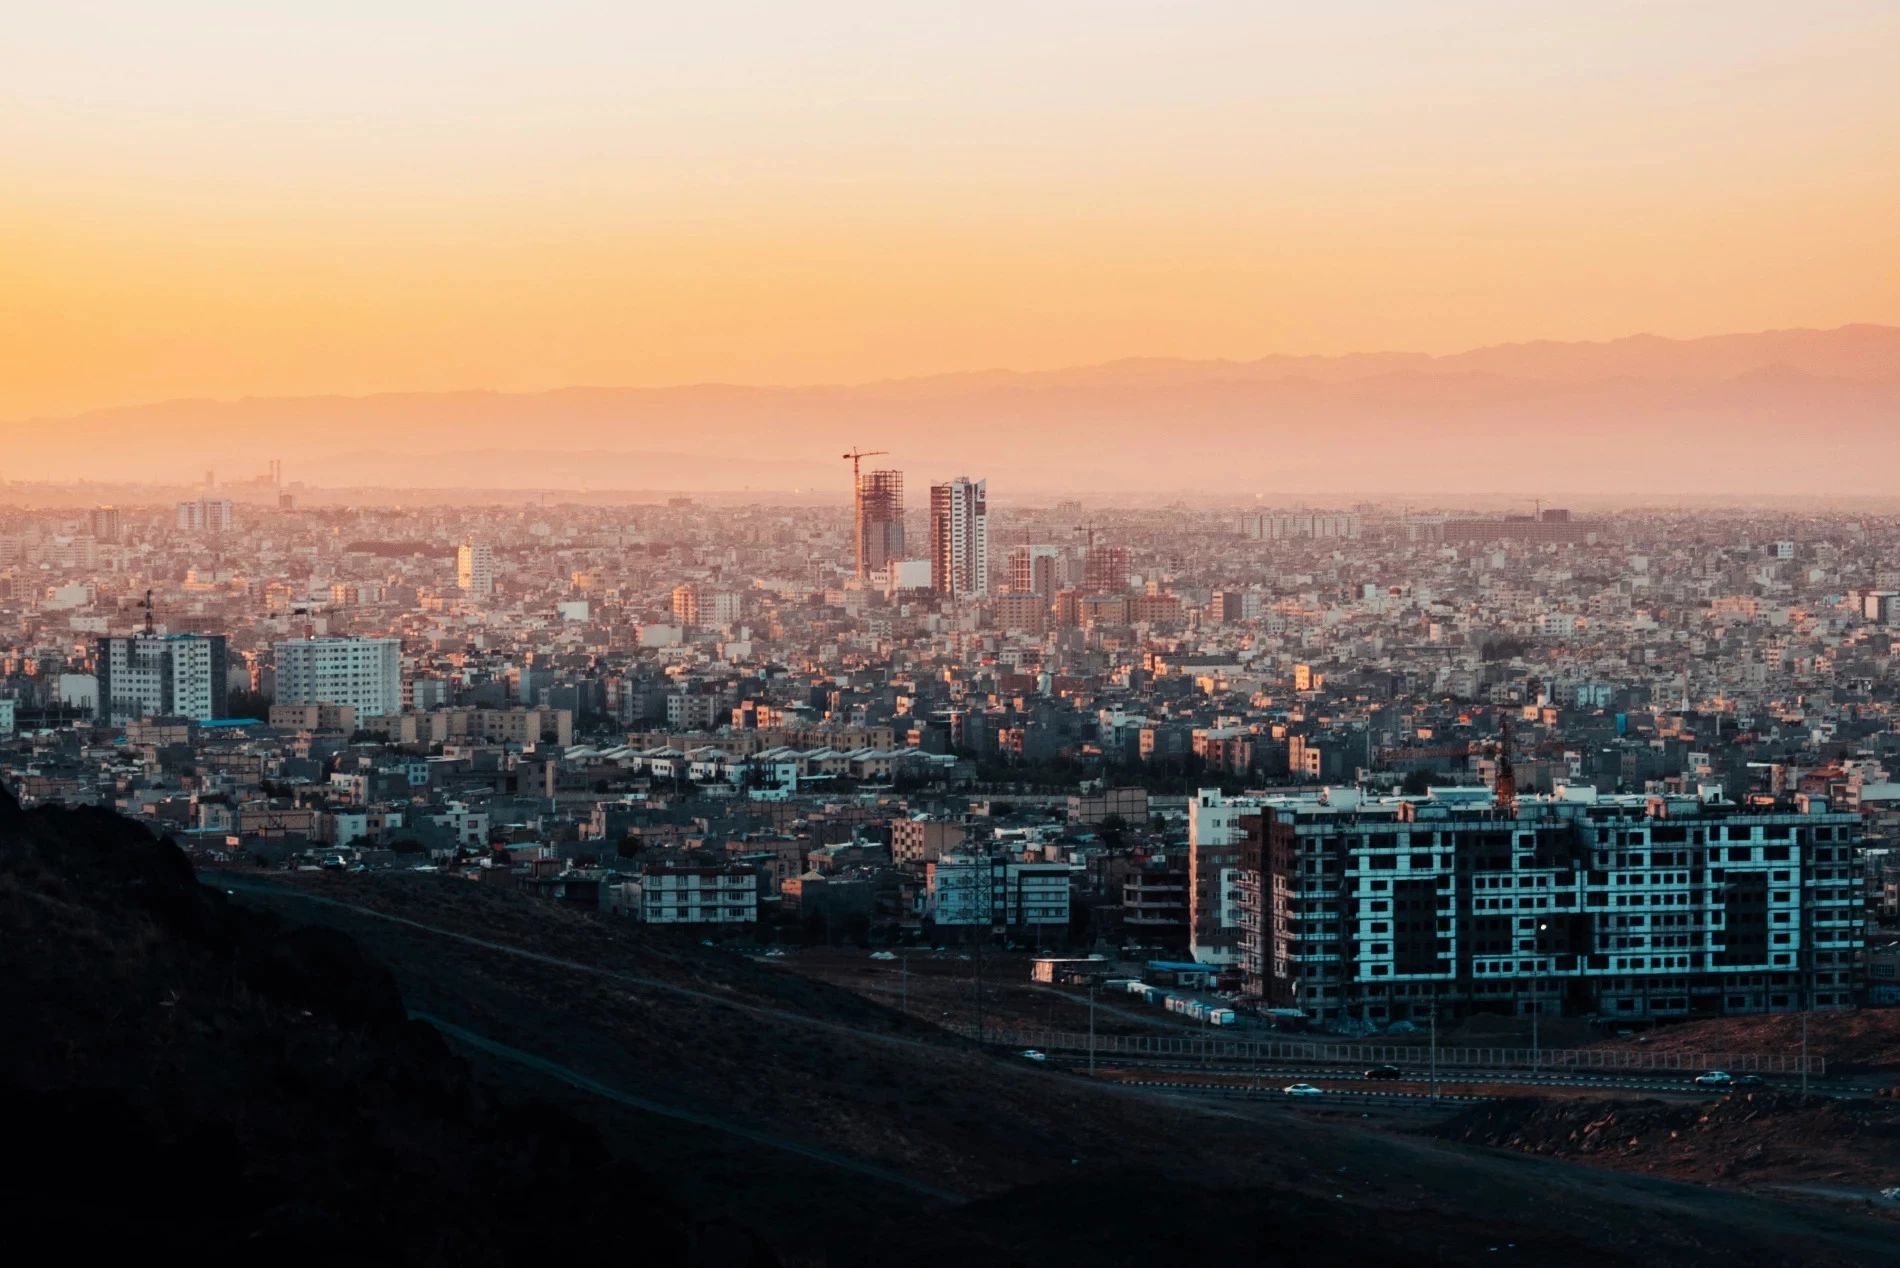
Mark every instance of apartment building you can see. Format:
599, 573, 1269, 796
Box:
929, 477, 989, 600
1186, 790, 1251, 966
456, 543, 494, 596
96, 634, 229, 724
273, 637, 402, 717
926, 852, 1070, 931
613, 865, 759, 924
891, 815, 967, 864
1208, 786, 1863, 1025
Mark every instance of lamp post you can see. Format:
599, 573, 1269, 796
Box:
1088, 980, 1097, 1077
1532, 921, 1549, 1075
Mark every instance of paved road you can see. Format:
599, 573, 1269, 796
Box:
1046, 1057, 1756, 1097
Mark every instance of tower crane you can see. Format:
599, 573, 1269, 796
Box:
841, 448, 889, 487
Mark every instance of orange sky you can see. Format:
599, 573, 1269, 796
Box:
2, 2, 1897, 419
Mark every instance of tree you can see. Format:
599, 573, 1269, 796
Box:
1400, 770, 1434, 797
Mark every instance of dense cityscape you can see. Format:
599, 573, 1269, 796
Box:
8, 6, 1899, 1258
4, 471, 1897, 1034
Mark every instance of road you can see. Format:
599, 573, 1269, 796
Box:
1043, 1056, 1772, 1097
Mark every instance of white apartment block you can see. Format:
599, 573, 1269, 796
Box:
457, 542, 495, 595
614, 866, 759, 924
273, 637, 403, 717
175, 499, 235, 533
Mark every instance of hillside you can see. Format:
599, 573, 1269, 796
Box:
1436, 1093, 1900, 1197
0, 790, 751, 1266
10, 790, 1900, 1264
1588, 1011, 1900, 1074
207, 867, 1900, 1265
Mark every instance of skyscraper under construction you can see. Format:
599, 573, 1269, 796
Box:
854, 468, 905, 581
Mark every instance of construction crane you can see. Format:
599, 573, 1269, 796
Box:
841, 448, 889, 487
842, 448, 891, 581
142, 589, 156, 636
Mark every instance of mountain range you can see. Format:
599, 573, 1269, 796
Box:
10, 324, 1897, 497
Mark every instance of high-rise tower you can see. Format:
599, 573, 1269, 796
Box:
457, 543, 494, 595
929, 477, 989, 599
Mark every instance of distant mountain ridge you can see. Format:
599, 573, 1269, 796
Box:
9, 324, 1897, 495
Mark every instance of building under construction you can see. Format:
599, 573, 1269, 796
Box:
853, 469, 905, 581
1083, 543, 1129, 594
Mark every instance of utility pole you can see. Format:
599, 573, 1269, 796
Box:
901, 950, 908, 1017
1801, 1009, 1809, 1098
1430, 999, 1439, 1107
973, 936, 985, 1043
1088, 980, 1097, 1077
1531, 920, 1548, 1076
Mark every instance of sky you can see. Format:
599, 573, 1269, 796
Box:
2, 1, 1897, 420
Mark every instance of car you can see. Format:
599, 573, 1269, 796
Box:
1021, 1050, 1048, 1063
1693, 1071, 1734, 1088
1283, 1083, 1324, 1097
1734, 1074, 1765, 1086
1363, 1065, 1403, 1080
870, 951, 896, 960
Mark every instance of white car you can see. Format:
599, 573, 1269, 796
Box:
1021, 1049, 1048, 1063
1283, 1083, 1324, 1098
1693, 1071, 1733, 1088
870, 951, 897, 960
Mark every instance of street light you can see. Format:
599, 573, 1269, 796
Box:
1088, 980, 1097, 1076
1531, 920, 1549, 1075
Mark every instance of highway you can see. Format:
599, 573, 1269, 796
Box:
1038, 1055, 1777, 1097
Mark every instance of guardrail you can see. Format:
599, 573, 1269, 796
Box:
963, 1027, 1823, 1075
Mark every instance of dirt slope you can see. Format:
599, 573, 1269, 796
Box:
214, 867, 1900, 1266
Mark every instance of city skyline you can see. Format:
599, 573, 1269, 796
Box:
11, 6, 1900, 1261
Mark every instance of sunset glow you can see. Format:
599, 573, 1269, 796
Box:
4, 2, 1897, 420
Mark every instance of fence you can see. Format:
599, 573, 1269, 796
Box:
962, 1027, 1823, 1075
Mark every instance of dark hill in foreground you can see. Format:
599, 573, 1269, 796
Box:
0, 788, 771, 1267
7, 790, 1900, 1266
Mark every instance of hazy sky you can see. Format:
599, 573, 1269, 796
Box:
3, 1, 1897, 418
